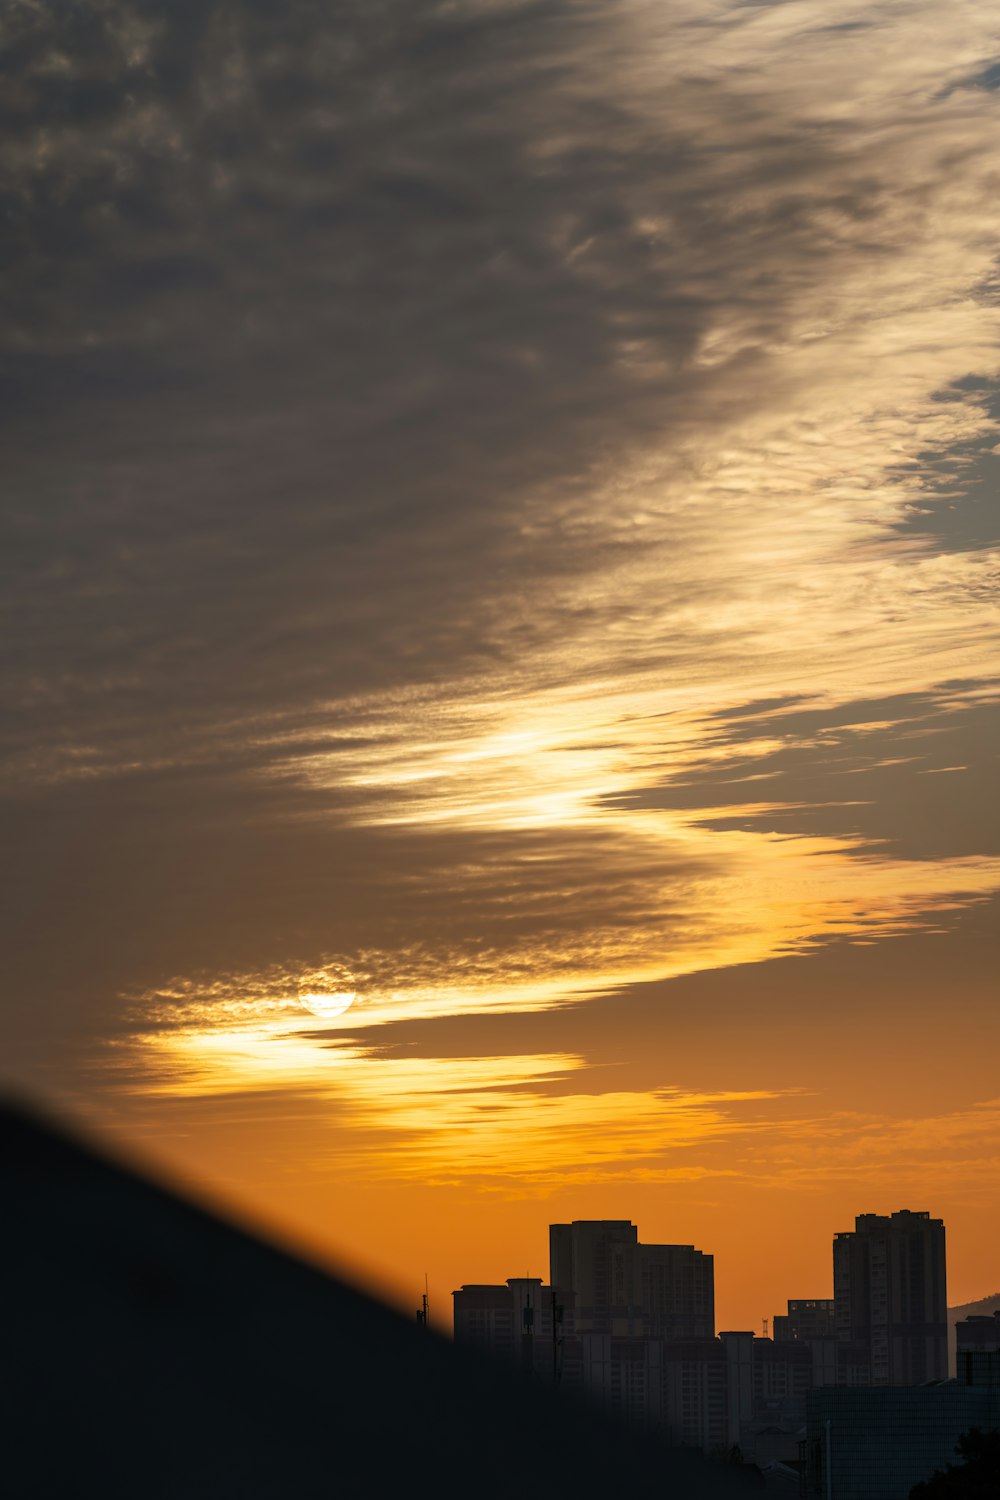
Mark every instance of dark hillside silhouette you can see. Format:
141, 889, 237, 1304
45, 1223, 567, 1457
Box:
0, 1100, 753, 1499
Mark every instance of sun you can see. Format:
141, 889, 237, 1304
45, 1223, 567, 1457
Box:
300, 991, 356, 1019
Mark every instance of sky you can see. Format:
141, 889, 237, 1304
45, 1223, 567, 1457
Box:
2, 0, 999, 1331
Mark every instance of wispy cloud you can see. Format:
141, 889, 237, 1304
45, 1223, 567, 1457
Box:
121, 1003, 784, 1188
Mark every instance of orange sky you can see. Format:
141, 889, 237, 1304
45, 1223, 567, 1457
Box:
2, 0, 998, 1333
83, 894, 996, 1332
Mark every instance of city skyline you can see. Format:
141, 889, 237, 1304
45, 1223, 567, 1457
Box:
453, 1211, 970, 1343
452, 1212, 970, 1471
2, 0, 999, 1336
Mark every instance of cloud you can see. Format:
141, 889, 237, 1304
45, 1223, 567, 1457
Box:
3, 0, 999, 780
119, 1000, 787, 1189
1, 2, 999, 1227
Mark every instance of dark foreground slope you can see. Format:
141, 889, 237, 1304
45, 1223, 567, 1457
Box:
0, 1100, 753, 1499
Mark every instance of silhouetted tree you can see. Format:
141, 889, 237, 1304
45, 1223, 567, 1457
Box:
909, 1429, 1000, 1499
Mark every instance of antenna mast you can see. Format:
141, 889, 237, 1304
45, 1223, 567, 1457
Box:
551, 1289, 564, 1387
521, 1287, 535, 1373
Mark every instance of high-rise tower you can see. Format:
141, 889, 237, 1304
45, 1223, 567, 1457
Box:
549, 1219, 714, 1339
833, 1210, 947, 1384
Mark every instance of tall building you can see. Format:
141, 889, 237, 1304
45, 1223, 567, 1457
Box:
549, 1219, 715, 1339
773, 1298, 836, 1342
456, 1221, 719, 1449
639, 1240, 717, 1340
549, 1219, 639, 1334
659, 1337, 729, 1451
833, 1211, 947, 1385
748, 1335, 814, 1432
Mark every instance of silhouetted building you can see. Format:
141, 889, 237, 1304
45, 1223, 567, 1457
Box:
721, 1330, 756, 1449
639, 1239, 717, 1340
566, 1331, 742, 1452
956, 1309, 1000, 1354
749, 1336, 813, 1431
771, 1297, 868, 1394
958, 1347, 1000, 1391
716, 1333, 832, 1463
453, 1282, 729, 1446
453, 1277, 566, 1378
457, 1225, 721, 1452
573, 1327, 819, 1462
802, 1377, 1000, 1500
833, 1210, 947, 1384
452, 1282, 517, 1354
549, 1219, 715, 1338
773, 1299, 836, 1342
803, 1335, 871, 1390
659, 1337, 730, 1452
574, 1330, 665, 1427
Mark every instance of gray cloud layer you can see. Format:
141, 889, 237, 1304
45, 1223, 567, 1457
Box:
6, 0, 995, 779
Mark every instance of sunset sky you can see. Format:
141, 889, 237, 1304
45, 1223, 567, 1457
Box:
3, 0, 998, 1331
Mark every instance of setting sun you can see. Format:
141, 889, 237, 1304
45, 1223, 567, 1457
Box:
300, 992, 357, 1020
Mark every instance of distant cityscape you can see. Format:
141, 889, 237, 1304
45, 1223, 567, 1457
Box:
453, 1212, 1000, 1499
